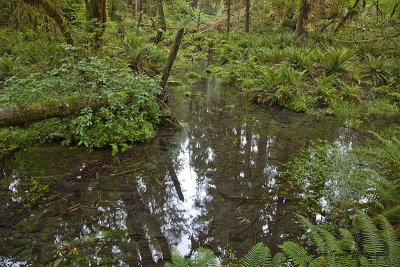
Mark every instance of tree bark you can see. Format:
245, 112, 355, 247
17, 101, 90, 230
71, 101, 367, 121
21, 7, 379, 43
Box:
296, 0, 310, 36
22, 0, 74, 45
334, 0, 360, 32
85, 0, 107, 48
391, 0, 399, 17
160, 28, 184, 90
155, 0, 166, 44
245, 0, 250, 32
226, 0, 231, 34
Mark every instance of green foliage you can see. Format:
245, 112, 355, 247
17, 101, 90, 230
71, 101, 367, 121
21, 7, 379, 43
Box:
321, 47, 353, 74
206, 29, 399, 120
241, 243, 272, 267
166, 211, 400, 267
0, 57, 161, 152
165, 248, 219, 267
0, 56, 14, 77
364, 55, 393, 86
279, 241, 313, 267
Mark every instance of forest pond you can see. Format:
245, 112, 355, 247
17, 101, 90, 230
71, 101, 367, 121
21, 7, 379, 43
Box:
0, 72, 387, 266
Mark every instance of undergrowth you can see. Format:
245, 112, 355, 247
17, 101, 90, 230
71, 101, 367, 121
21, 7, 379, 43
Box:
195, 24, 400, 123
0, 55, 162, 154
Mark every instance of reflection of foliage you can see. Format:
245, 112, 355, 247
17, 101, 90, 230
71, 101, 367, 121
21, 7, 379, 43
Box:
284, 140, 382, 214
17, 178, 52, 207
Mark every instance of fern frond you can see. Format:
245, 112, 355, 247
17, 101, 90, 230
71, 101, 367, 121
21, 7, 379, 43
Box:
356, 211, 386, 267
382, 205, 400, 222
376, 215, 400, 267
165, 249, 190, 267
279, 241, 313, 267
271, 252, 286, 267
318, 228, 343, 267
192, 247, 219, 267
338, 228, 358, 252
241, 243, 271, 267
296, 214, 327, 253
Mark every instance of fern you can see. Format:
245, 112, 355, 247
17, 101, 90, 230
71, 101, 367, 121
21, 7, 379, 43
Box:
355, 211, 387, 267
165, 250, 190, 267
271, 252, 286, 267
191, 248, 219, 267
322, 47, 353, 74
279, 241, 313, 267
376, 215, 400, 267
297, 214, 327, 253
338, 228, 358, 253
241, 242, 271, 267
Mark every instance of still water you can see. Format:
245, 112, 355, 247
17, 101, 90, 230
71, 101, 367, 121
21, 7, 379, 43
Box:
0, 73, 366, 266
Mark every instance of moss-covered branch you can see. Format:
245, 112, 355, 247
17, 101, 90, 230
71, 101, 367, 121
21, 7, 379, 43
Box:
0, 94, 108, 127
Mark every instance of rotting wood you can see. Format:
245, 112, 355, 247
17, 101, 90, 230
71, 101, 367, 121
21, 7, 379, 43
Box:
160, 28, 185, 90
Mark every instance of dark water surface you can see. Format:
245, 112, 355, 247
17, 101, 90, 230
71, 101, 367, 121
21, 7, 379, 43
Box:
0, 73, 375, 266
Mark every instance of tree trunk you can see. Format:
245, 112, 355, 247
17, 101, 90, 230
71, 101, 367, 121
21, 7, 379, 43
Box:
160, 28, 184, 90
391, 0, 399, 17
245, 0, 250, 32
296, 0, 310, 36
154, 0, 166, 44
334, 0, 360, 32
227, 0, 231, 34
22, 0, 74, 45
85, 0, 107, 48
197, 3, 202, 31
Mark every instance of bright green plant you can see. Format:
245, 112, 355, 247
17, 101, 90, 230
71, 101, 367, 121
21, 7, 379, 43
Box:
364, 55, 393, 86
165, 248, 219, 267
0, 57, 14, 77
0, 57, 161, 153
241, 243, 286, 267
165, 211, 399, 267
321, 47, 353, 74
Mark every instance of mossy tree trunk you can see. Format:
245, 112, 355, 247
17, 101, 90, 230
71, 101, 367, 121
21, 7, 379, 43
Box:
0, 95, 112, 128
245, 0, 250, 32
22, 0, 74, 45
226, 0, 231, 34
391, 0, 399, 17
334, 0, 360, 32
296, 0, 310, 36
155, 0, 166, 44
85, 0, 107, 49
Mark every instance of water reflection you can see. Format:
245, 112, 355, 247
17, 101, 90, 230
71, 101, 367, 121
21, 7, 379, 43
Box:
0, 73, 364, 265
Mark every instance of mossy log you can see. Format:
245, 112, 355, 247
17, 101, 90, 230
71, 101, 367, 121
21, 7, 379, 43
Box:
0, 95, 108, 128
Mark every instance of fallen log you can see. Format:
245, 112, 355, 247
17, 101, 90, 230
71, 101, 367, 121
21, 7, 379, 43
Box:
0, 94, 110, 128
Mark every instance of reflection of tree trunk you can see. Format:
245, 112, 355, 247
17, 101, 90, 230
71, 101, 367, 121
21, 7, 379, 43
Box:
254, 136, 267, 182
120, 181, 171, 265
165, 158, 185, 201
